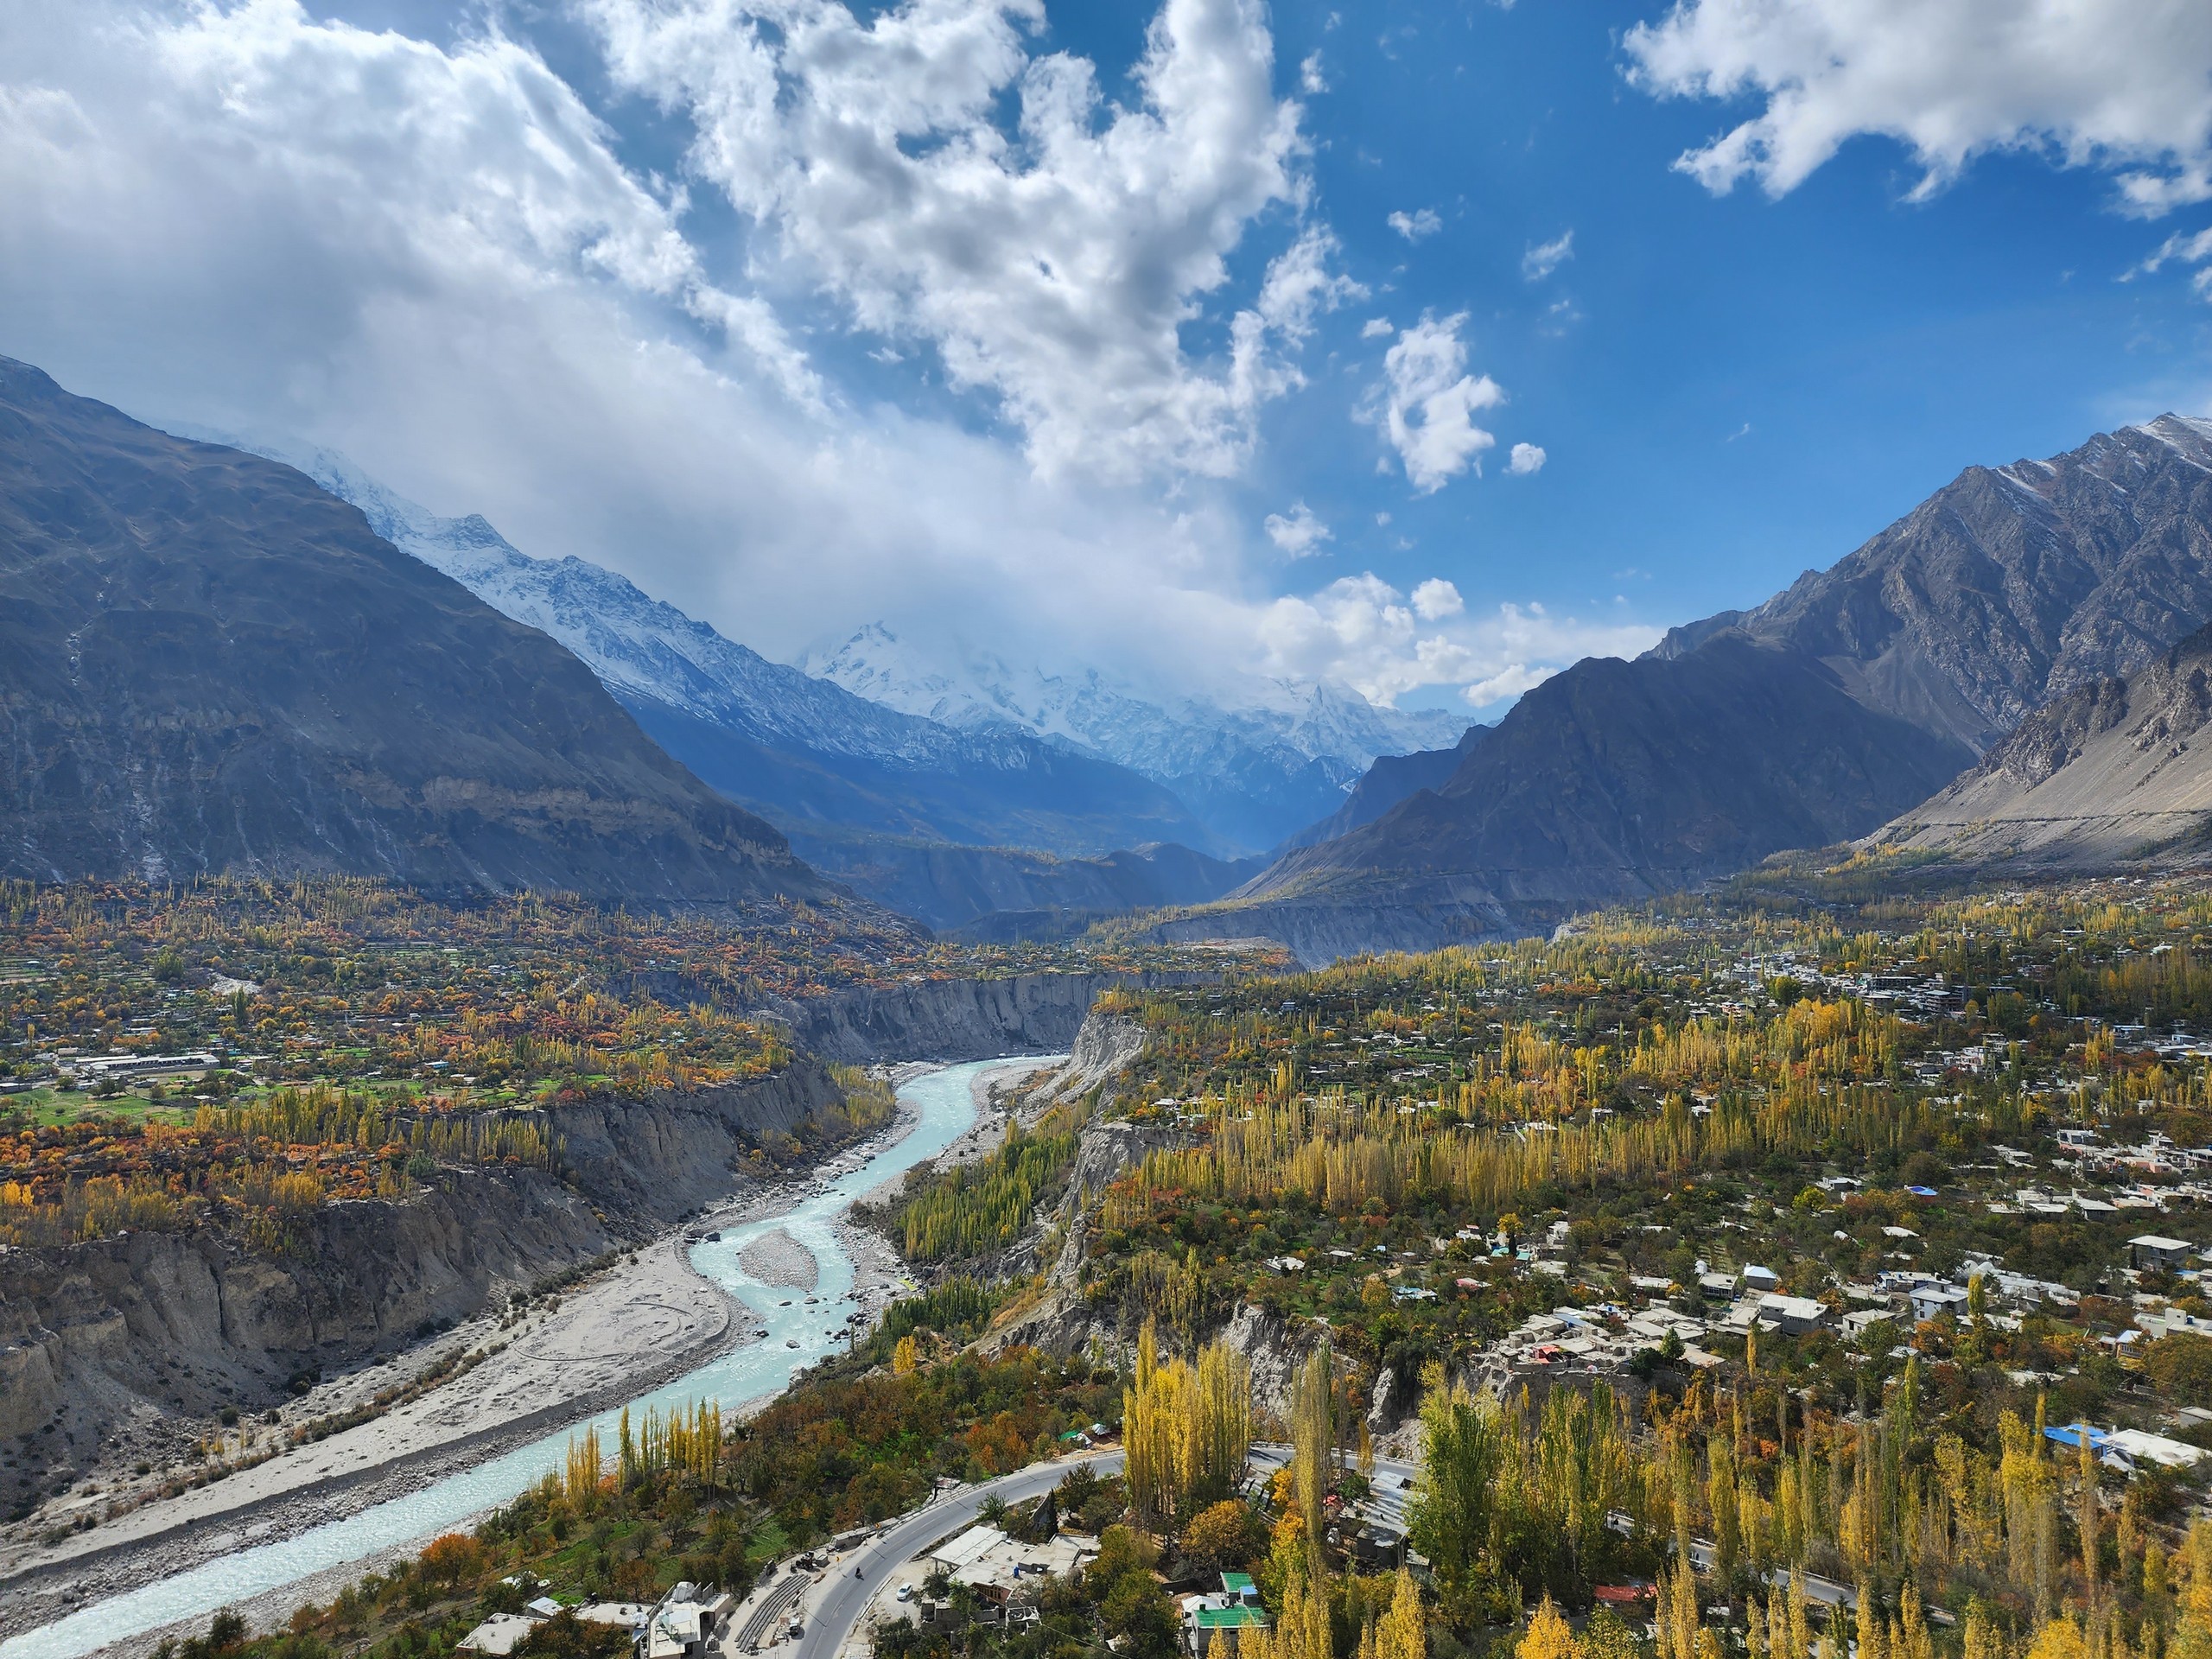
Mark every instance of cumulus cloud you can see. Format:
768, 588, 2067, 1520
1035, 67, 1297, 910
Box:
1361, 316, 1395, 339
1372, 313, 1504, 493
1411, 577, 1464, 620
1256, 580, 1656, 707
0, 0, 1630, 726
1264, 501, 1332, 556
588, 0, 1358, 480
1508, 442, 1547, 474
0, 0, 1446, 715
1624, 0, 2212, 214
1388, 207, 1443, 240
1521, 231, 1573, 280
1300, 49, 1327, 92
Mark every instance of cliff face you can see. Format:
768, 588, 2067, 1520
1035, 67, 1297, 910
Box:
0, 1061, 857, 1487
548, 1061, 849, 1223
771, 970, 1216, 1064
0, 1165, 612, 1449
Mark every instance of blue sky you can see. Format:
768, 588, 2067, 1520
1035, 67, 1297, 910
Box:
4, 0, 2211, 718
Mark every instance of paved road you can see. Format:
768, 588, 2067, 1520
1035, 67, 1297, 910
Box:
783, 1442, 1431, 1659
1246, 1442, 1421, 1533
774, 1452, 1125, 1659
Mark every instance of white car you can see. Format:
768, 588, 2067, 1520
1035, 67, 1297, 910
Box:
897, 1586, 914, 1603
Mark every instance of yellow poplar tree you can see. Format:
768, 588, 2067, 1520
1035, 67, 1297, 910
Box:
1376, 1568, 1425, 1659
1518, 1597, 1577, 1659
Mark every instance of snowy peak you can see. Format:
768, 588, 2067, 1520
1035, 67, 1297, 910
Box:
263, 450, 969, 764
804, 623, 1467, 849
805, 622, 1463, 774
2129, 412, 2212, 469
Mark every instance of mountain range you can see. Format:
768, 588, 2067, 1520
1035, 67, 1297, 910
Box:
269, 451, 1462, 925
16, 345, 2209, 954
1160, 414, 2212, 960
0, 359, 832, 909
804, 624, 1465, 851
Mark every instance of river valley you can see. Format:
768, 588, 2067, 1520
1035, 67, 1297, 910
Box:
2, 1057, 1053, 1659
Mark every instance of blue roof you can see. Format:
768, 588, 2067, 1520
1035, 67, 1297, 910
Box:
2044, 1424, 2109, 1450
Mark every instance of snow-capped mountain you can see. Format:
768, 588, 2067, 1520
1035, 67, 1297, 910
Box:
265, 448, 1220, 861
805, 624, 1468, 849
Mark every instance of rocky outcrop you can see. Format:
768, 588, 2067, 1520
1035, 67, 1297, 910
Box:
0, 1165, 610, 1461
767, 970, 1213, 1064
1027, 1014, 1150, 1109
548, 1060, 849, 1222
1874, 621, 2212, 868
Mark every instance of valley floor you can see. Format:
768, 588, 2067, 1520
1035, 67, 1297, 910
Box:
3, 1058, 1043, 1656
0, 1227, 740, 1635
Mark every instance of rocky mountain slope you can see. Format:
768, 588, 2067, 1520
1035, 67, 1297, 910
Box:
1216, 635, 1973, 959
1656, 415, 2212, 750
1276, 721, 1484, 852
1166, 416, 2212, 959
1873, 622, 2212, 867
0, 359, 826, 906
281, 453, 1218, 861
806, 623, 1464, 850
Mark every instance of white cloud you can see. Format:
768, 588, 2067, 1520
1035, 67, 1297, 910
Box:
1256, 581, 1657, 707
1411, 577, 1463, 620
588, 0, 1357, 481
1371, 313, 1504, 493
1464, 664, 1553, 705
1264, 501, 1332, 556
1361, 316, 1395, 339
1508, 441, 1547, 474
2128, 226, 2212, 297
1300, 49, 1327, 93
0, 0, 1443, 721
1624, 0, 2212, 215
1387, 207, 1442, 241
1521, 230, 1573, 280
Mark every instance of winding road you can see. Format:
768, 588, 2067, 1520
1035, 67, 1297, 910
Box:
776, 1443, 1429, 1659
777, 1452, 1125, 1659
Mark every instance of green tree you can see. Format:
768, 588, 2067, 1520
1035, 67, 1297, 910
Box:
1407, 1366, 1502, 1618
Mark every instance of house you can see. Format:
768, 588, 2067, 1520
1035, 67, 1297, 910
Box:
1742, 1266, 1781, 1293
575, 1603, 652, 1633
1910, 1283, 1971, 1323
2130, 1235, 2196, 1272
1183, 1573, 1271, 1656
2045, 1423, 2207, 1472
927, 1525, 1093, 1602
457, 1614, 544, 1656
641, 1586, 734, 1659
1754, 1294, 1827, 1336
